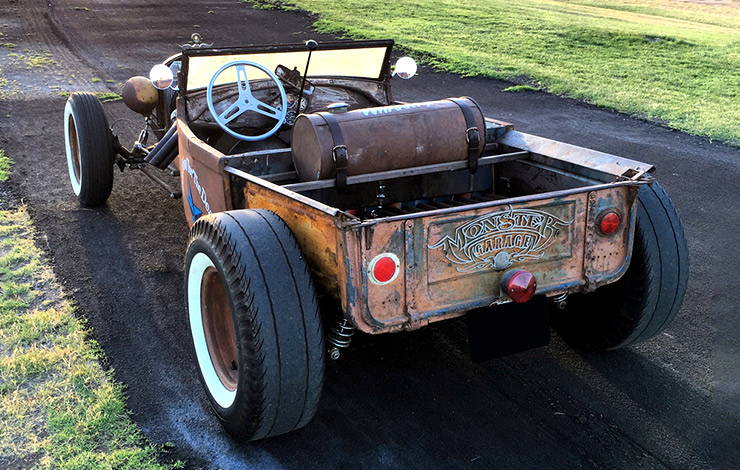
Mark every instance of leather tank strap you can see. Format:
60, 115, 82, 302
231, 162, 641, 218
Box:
318, 112, 349, 188
448, 97, 482, 174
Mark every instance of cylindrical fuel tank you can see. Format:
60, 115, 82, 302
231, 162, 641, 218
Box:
291, 97, 486, 181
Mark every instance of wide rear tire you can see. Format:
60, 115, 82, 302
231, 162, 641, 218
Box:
554, 181, 689, 351
185, 210, 325, 440
64, 92, 114, 207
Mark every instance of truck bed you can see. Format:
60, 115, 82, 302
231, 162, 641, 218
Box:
213, 122, 652, 333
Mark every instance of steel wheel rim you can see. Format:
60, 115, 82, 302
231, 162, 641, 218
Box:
187, 252, 238, 408
63, 100, 82, 195
200, 266, 238, 391
68, 116, 81, 183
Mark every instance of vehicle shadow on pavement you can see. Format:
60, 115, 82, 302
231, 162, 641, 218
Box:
583, 349, 740, 468
57, 203, 260, 469
241, 321, 720, 469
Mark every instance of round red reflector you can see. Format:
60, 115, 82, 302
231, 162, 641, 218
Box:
501, 270, 537, 303
369, 253, 400, 285
599, 211, 621, 235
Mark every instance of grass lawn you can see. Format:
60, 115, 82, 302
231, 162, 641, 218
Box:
0, 154, 177, 469
57, 91, 122, 102
253, 0, 740, 145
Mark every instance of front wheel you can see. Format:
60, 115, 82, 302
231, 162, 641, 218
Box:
554, 181, 689, 351
185, 210, 325, 440
64, 92, 114, 206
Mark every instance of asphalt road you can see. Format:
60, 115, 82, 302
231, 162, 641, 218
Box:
1, 1, 738, 469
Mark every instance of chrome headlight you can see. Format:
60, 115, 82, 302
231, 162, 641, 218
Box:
149, 64, 174, 90
393, 57, 418, 79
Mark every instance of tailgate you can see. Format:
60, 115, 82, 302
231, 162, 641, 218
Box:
349, 184, 638, 333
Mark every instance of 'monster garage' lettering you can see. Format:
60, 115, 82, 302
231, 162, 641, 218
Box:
429, 208, 573, 273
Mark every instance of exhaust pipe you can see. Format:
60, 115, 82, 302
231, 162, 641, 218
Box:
145, 123, 178, 169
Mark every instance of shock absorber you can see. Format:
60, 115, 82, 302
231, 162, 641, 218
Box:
327, 317, 354, 360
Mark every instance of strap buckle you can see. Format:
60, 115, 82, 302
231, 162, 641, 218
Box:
466, 127, 480, 147
332, 145, 348, 164
332, 145, 349, 188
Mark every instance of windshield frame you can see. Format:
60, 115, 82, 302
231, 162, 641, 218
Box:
180, 39, 394, 92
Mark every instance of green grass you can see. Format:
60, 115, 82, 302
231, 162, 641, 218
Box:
58, 91, 122, 103
0, 153, 177, 468
7, 51, 56, 69
243, 0, 299, 11
0, 67, 8, 98
0, 150, 11, 181
502, 85, 540, 93
253, 0, 740, 144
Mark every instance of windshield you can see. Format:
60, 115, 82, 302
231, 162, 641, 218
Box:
185, 42, 391, 91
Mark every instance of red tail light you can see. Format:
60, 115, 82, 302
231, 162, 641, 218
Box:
501, 269, 537, 303
598, 210, 621, 235
368, 253, 400, 285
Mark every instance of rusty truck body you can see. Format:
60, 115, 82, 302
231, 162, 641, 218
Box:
63, 38, 687, 441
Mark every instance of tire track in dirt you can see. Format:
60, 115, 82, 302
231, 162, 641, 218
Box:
17, 4, 91, 90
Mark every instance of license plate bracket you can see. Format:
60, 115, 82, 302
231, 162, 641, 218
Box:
466, 300, 551, 362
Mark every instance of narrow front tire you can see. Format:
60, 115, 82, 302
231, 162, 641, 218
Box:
64, 92, 114, 206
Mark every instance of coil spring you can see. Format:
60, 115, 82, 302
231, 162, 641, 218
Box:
550, 292, 568, 303
549, 292, 568, 310
327, 318, 355, 360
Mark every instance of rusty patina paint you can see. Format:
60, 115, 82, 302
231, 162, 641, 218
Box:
243, 181, 350, 307
583, 185, 639, 290
176, 104, 641, 335
121, 76, 159, 115
291, 98, 485, 181
343, 186, 636, 334
176, 106, 232, 227
216, 169, 639, 334
345, 221, 408, 331
499, 131, 654, 180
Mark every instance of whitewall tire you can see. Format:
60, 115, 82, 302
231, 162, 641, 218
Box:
184, 210, 325, 441
63, 92, 114, 206
188, 251, 237, 409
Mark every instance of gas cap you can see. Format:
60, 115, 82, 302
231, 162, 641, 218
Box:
326, 102, 350, 113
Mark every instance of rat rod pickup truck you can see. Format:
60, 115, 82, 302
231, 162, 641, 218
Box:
63, 38, 687, 441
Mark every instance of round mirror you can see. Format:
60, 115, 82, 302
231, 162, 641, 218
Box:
393, 57, 417, 79
149, 64, 174, 90
169, 61, 182, 91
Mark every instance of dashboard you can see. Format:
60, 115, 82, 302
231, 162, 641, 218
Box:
184, 63, 390, 137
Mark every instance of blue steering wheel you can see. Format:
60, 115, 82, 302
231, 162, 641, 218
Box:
206, 60, 288, 141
